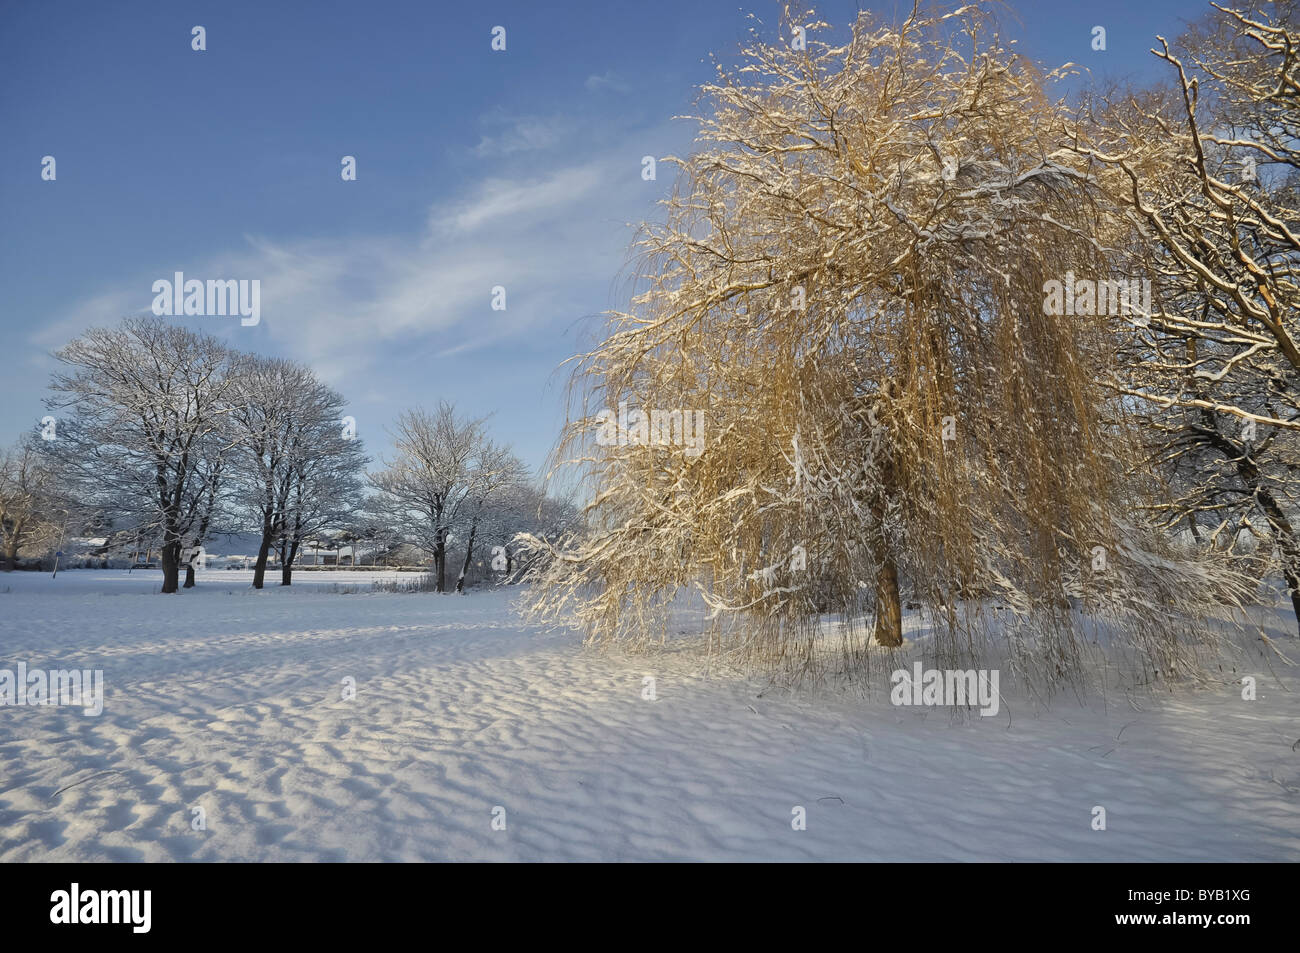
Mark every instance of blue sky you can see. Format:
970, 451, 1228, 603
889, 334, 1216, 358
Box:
0, 0, 1210, 477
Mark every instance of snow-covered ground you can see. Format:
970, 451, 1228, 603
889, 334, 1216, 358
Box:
1, 569, 1296, 861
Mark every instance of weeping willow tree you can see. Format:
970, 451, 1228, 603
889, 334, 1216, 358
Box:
522, 4, 1252, 690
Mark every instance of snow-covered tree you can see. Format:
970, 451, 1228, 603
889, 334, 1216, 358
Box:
273, 423, 367, 586
227, 355, 366, 588
453, 441, 528, 592
370, 403, 486, 592
0, 440, 62, 569
46, 318, 236, 593
1080, 1, 1300, 631
522, 5, 1251, 688
480, 483, 580, 582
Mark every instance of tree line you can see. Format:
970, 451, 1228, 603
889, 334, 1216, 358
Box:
0, 317, 574, 593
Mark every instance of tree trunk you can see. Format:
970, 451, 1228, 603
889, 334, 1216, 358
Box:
1282, 564, 1300, 636
873, 552, 903, 647
456, 520, 478, 593
434, 532, 447, 593
160, 541, 182, 593
1254, 486, 1300, 637
870, 440, 903, 646
183, 561, 196, 588
1218, 427, 1300, 638
1, 539, 17, 571
282, 538, 300, 586
1192, 408, 1300, 636
252, 526, 273, 590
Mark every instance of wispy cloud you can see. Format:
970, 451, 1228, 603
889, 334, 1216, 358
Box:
585, 71, 630, 94
434, 162, 608, 235
471, 113, 577, 158
30, 117, 687, 418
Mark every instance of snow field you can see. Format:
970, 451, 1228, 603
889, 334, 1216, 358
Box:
0, 569, 1296, 861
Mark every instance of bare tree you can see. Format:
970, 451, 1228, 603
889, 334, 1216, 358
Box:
1079, 1, 1300, 631
370, 403, 485, 592
47, 318, 236, 593
0, 440, 62, 570
180, 438, 226, 588
274, 423, 367, 585
488, 484, 580, 582
227, 355, 364, 588
453, 441, 528, 592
